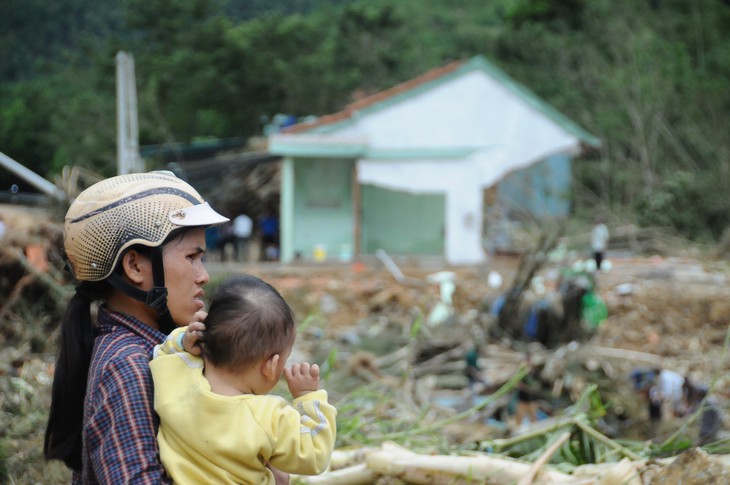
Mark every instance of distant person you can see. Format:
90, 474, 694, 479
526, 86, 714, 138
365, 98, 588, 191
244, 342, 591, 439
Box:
685, 385, 722, 446
631, 368, 686, 428
218, 221, 235, 261
205, 226, 220, 260
464, 345, 489, 403
591, 215, 609, 271
655, 368, 685, 418
647, 382, 663, 425
259, 212, 280, 261
232, 213, 253, 262
150, 274, 336, 484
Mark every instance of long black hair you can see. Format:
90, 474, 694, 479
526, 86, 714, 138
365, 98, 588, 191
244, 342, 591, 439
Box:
43, 280, 109, 470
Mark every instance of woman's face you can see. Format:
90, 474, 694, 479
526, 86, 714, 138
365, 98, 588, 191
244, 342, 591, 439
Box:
162, 227, 210, 326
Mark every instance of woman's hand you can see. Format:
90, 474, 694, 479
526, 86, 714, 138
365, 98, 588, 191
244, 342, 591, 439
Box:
182, 311, 206, 355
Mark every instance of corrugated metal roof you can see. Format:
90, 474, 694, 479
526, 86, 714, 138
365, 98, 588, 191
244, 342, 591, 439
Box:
283, 59, 465, 134
283, 55, 600, 147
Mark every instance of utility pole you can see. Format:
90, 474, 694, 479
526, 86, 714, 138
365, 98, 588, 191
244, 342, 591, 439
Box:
116, 51, 144, 175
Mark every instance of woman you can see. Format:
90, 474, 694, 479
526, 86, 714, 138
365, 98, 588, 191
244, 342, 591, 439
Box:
44, 171, 229, 483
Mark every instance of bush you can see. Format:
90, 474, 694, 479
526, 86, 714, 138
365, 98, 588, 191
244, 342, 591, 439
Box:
634, 171, 728, 242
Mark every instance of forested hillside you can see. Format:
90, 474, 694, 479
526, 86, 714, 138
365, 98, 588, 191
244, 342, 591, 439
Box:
1, 0, 729, 240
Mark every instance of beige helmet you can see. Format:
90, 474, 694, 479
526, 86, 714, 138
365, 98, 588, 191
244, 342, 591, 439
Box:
64, 171, 228, 282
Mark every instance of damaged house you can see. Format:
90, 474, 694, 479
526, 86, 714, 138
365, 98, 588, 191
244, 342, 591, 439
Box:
268, 55, 599, 265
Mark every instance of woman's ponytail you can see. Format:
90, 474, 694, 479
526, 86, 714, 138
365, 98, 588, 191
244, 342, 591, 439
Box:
43, 281, 105, 470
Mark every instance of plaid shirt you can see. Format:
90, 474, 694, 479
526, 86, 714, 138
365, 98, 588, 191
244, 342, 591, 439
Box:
74, 307, 171, 484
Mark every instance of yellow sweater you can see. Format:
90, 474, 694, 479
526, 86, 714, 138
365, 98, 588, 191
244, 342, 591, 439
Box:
150, 331, 337, 484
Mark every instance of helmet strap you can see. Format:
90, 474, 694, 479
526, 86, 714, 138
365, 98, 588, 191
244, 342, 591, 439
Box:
107, 246, 175, 334
149, 246, 176, 334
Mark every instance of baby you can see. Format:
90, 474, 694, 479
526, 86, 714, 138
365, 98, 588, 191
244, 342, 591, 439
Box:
150, 274, 336, 484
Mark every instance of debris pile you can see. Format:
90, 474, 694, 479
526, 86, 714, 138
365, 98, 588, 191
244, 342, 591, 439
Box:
295, 442, 730, 484
2, 204, 730, 483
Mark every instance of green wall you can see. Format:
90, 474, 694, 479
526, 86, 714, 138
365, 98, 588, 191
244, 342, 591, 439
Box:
291, 158, 355, 261
361, 185, 445, 255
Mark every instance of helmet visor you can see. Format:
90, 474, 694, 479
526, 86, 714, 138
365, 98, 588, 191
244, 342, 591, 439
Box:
168, 202, 229, 227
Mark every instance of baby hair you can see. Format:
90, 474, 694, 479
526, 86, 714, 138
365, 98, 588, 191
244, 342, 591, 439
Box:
202, 274, 295, 372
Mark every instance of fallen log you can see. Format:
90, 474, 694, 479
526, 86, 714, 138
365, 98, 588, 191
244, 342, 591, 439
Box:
571, 459, 643, 485
296, 463, 378, 485
577, 345, 664, 367
294, 443, 721, 485
366, 441, 576, 485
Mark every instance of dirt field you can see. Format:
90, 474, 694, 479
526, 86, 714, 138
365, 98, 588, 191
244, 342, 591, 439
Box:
233, 253, 730, 386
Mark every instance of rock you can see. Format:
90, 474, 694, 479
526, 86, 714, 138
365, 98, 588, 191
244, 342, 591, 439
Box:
649, 448, 730, 484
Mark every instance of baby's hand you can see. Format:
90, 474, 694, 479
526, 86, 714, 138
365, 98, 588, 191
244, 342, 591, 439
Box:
283, 363, 320, 399
182, 314, 206, 355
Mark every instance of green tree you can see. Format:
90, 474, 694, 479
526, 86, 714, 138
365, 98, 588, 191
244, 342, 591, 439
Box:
1, 0, 729, 239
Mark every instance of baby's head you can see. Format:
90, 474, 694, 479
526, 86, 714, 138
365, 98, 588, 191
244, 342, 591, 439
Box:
202, 274, 295, 377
